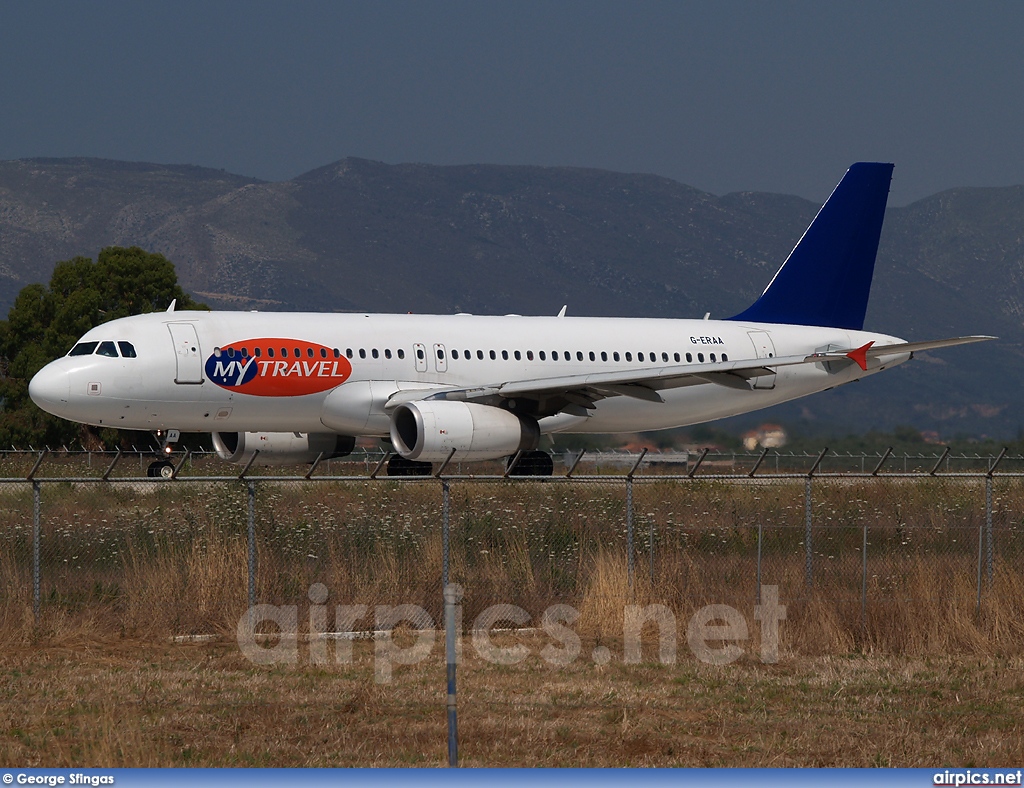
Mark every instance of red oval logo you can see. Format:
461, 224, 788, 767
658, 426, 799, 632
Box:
205, 339, 352, 397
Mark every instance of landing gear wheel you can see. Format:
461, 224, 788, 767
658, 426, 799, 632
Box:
386, 455, 433, 477
147, 460, 174, 479
506, 450, 554, 477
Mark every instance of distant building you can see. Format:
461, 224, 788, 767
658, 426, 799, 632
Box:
742, 423, 788, 451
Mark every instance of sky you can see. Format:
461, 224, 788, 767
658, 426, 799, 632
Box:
2, 1, 1023, 206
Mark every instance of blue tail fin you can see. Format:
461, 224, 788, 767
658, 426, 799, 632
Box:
727, 162, 893, 330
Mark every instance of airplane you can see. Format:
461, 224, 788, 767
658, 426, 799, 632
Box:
28, 162, 992, 478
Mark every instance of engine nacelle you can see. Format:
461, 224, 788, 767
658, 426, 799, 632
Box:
212, 432, 355, 466
390, 401, 540, 462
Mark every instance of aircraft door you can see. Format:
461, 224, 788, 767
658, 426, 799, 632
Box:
747, 330, 777, 390
413, 343, 427, 373
433, 343, 448, 373
168, 323, 204, 384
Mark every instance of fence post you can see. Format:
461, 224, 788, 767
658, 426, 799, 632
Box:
247, 481, 256, 609
442, 479, 451, 589
804, 448, 827, 588
756, 522, 763, 605
444, 583, 462, 767
804, 477, 813, 587
975, 517, 984, 617
626, 476, 635, 588
985, 475, 993, 586
861, 524, 868, 642
33, 481, 41, 623
649, 506, 655, 583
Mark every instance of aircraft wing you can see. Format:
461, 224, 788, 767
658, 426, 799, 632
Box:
385, 335, 995, 415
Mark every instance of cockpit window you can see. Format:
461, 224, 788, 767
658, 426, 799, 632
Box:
68, 342, 99, 356
96, 341, 118, 357
118, 341, 137, 358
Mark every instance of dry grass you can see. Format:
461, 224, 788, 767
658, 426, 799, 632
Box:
1, 477, 1024, 765
2, 635, 1023, 767
1, 478, 1023, 651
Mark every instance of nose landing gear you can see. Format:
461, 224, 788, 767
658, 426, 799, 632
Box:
147, 429, 180, 479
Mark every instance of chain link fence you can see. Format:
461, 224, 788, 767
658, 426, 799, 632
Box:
2, 449, 1022, 651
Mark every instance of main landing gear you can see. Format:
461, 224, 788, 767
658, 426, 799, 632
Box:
147, 429, 180, 479
506, 450, 554, 477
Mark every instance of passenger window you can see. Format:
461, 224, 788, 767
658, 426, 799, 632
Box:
97, 341, 118, 358
452, 349, 460, 360
710, 353, 716, 362
662, 352, 669, 362
385, 349, 392, 359
590, 351, 596, 361
416, 348, 424, 360
625, 352, 632, 362
437, 348, 445, 359
359, 349, 367, 359
280, 347, 287, 357
552, 351, 559, 361
268, 348, 276, 358
527, 351, 534, 361
636, 352, 642, 362
698, 353, 705, 363
398, 349, 406, 359
477, 350, 484, 360
514, 351, 522, 361
333, 348, 340, 358
255, 347, 262, 358
601, 352, 607, 361
577, 351, 584, 361
539, 351, 546, 361
489, 350, 496, 360
686, 353, 692, 363
68, 342, 99, 356
502, 350, 509, 360
293, 348, 301, 358
613, 352, 620, 362
117, 341, 137, 358
372, 348, 379, 359
320, 348, 328, 358
722, 353, 728, 362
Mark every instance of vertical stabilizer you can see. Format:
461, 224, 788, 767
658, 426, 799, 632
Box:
728, 162, 893, 330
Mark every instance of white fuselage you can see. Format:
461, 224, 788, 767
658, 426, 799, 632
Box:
28, 310, 907, 437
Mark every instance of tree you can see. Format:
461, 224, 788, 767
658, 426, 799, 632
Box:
0, 247, 205, 448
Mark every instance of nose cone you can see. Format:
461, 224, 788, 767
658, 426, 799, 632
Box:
29, 363, 71, 416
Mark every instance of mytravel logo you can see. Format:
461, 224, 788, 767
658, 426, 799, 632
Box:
205, 339, 352, 396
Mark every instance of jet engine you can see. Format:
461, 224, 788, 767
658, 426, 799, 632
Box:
212, 431, 355, 465
390, 401, 540, 462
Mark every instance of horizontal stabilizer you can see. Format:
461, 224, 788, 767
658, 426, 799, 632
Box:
808, 336, 996, 370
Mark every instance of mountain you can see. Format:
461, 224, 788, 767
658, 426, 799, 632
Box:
1, 156, 1021, 437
